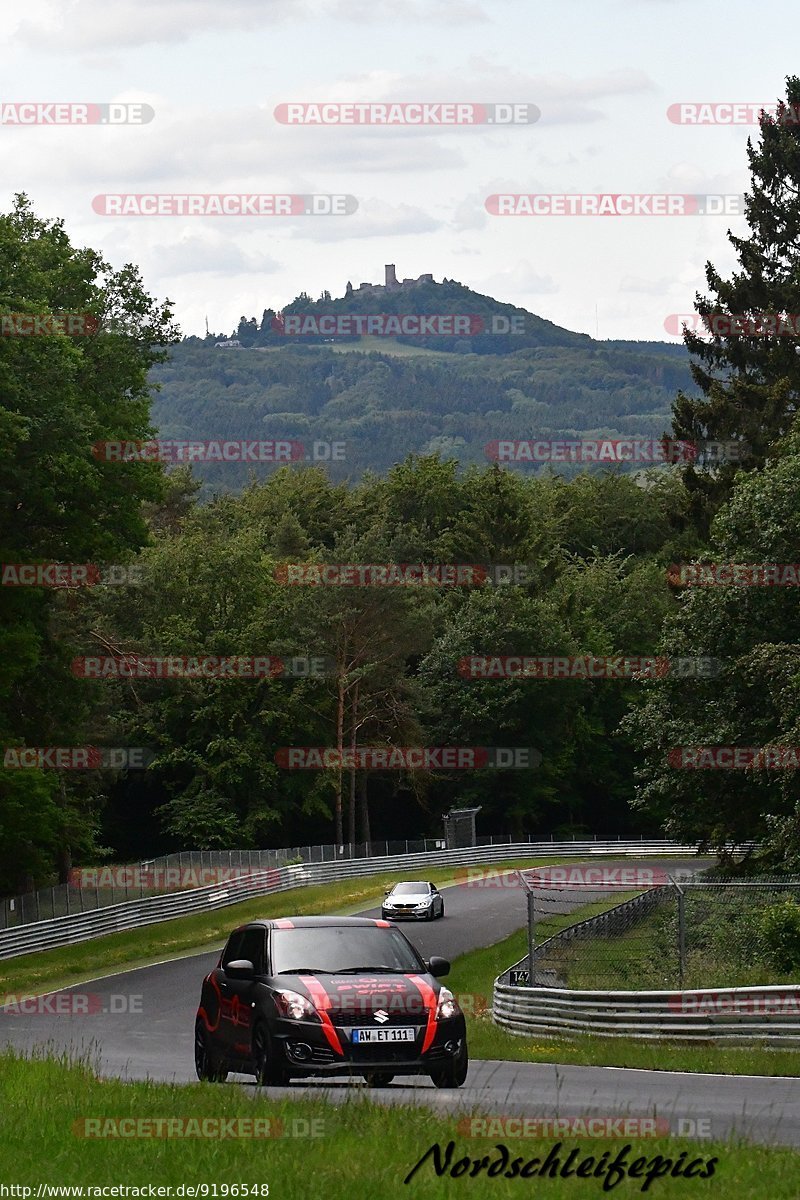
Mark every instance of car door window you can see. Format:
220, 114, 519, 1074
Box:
238, 928, 265, 974
221, 930, 244, 967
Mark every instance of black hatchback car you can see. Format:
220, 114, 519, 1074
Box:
195, 915, 468, 1088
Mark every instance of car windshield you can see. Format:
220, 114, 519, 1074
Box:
391, 882, 428, 895
271, 926, 425, 975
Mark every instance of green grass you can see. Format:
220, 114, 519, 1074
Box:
0, 858, 564, 999
252, 337, 455, 359
0, 1051, 798, 1196
447, 915, 800, 1076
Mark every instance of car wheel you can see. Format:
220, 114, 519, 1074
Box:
194, 1019, 228, 1083
426, 905, 434, 921
252, 1022, 290, 1087
429, 1043, 468, 1089
363, 1072, 395, 1087
438, 901, 445, 919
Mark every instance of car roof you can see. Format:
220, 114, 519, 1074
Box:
390, 880, 432, 887
233, 916, 391, 930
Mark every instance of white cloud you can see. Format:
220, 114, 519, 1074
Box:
143, 236, 281, 276
619, 275, 679, 294
17, 0, 286, 51
481, 262, 559, 297
291, 198, 442, 242
15, 0, 506, 51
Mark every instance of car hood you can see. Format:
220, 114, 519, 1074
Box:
276, 972, 440, 1020
385, 892, 431, 904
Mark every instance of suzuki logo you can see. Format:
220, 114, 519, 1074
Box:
374, 1010, 389, 1023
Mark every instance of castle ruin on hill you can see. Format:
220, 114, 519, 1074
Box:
347, 264, 435, 295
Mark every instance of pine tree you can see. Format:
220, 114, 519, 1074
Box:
672, 75, 800, 533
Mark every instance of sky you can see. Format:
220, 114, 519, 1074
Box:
2, 0, 797, 341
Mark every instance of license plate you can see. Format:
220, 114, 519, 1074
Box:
351, 1027, 416, 1044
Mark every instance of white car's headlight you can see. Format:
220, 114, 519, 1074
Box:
274, 989, 318, 1021
435, 987, 460, 1021
415, 899, 432, 908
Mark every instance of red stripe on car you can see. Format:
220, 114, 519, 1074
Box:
198, 975, 223, 1031
299, 976, 344, 1055
408, 974, 438, 1053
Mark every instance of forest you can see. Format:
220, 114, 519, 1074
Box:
3, 80, 800, 891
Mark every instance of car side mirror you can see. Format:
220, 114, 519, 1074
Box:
224, 958, 255, 981
427, 956, 450, 978
384, 886, 392, 896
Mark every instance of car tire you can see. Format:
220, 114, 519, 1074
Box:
438, 901, 445, 919
363, 1072, 395, 1087
194, 1019, 228, 1083
252, 1022, 291, 1087
429, 1043, 468, 1089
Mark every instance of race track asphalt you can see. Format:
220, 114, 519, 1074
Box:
3, 857, 798, 1148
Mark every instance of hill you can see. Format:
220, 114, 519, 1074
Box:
148, 276, 694, 491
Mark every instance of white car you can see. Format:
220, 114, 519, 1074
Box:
381, 880, 445, 921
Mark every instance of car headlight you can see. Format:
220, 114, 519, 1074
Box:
383, 900, 395, 908
415, 899, 432, 908
274, 989, 318, 1021
435, 987, 460, 1021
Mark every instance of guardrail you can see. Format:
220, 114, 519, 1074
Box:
492, 980, 800, 1044
2, 834, 705, 927
0, 839, 705, 961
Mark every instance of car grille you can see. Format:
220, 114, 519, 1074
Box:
334, 1011, 423, 1028
307, 1045, 337, 1064
347, 1041, 422, 1063
422, 1043, 451, 1062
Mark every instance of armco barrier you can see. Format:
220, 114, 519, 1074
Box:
3, 834, 714, 928
492, 980, 800, 1045
0, 840, 705, 961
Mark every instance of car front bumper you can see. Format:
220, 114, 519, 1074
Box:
381, 908, 432, 920
271, 1012, 466, 1077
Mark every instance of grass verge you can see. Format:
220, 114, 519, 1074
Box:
0, 1050, 798, 1196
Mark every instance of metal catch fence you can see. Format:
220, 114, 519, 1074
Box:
506, 871, 800, 991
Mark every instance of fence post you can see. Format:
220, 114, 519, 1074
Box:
527, 888, 535, 980
677, 889, 686, 988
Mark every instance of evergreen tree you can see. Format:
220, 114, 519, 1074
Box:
672, 76, 800, 533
